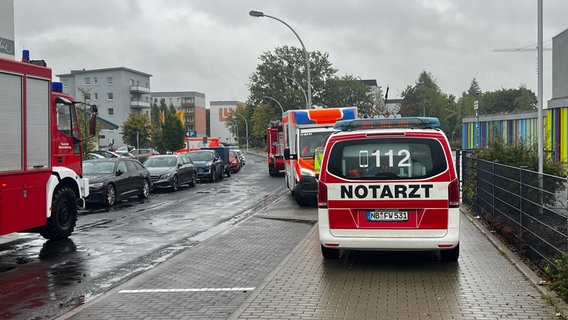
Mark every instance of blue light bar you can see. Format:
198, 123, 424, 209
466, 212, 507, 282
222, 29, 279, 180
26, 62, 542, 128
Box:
334, 117, 441, 131
52, 82, 63, 93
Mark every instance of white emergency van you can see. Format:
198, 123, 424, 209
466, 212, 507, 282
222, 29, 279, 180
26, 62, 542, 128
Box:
317, 117, 460, 261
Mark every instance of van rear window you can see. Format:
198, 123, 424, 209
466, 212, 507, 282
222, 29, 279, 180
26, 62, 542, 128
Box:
327, 137, 447, 180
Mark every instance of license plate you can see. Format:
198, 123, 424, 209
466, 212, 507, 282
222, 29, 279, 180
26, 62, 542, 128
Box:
366, 211, 408, 222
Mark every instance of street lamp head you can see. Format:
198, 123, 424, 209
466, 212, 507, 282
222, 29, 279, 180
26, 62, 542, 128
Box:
249, 10, 264, 17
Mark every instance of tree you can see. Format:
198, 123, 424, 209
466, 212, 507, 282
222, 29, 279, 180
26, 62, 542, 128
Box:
468, 78, 482, 96
321, 75, 375, 115
248, 45, 337, 110
77, 87, 100, 158
477, 87, 537, 115
161, 111, 185, 152
251, 103, 279, 147
120, 112, 152, 149
399, 71, 460, 137
400, 71, 447, 118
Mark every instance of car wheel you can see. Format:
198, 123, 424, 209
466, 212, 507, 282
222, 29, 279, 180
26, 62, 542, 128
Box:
138, 179, 150, 199
189, 172, 197, 187
209, 169, 216, 183
171, 175, 179, 192
105, 184, 117, 206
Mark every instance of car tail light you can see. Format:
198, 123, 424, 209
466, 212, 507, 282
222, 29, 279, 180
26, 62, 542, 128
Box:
448, 178, 459, 208
318, 180, 328, 208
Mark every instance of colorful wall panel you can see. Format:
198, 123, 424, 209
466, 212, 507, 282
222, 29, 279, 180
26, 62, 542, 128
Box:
462, 106, 568, 162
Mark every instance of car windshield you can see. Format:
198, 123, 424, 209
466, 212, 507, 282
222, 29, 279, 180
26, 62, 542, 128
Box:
144, 157, 177, 167
188, 152, 213, 161
83, 161, 115, 174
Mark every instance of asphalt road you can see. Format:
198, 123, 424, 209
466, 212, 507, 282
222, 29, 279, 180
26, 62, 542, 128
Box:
0, 152, 284, 320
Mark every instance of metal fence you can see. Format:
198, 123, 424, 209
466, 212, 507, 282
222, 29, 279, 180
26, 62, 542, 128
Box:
458, 150, 568, 273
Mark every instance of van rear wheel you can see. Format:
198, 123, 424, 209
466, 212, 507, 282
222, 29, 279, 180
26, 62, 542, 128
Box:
321, 245, 340, 259
440, 244, 459, 262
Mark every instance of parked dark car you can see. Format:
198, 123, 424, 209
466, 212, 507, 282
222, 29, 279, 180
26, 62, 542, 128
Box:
143, 154, 197, 191
88, 150, 123, 159
229, 149, 241, 173
83, 158, 152, 206
131, 148, 160, 163
187, 150, 224, 182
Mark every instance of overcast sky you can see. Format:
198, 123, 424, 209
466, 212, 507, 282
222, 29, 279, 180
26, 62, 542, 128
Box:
13, 1, 568, 107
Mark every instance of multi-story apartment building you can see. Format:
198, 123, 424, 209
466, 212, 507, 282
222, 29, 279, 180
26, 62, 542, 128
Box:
549, 27, 568, 109
150, 92, 206, 137
210, 101, 245, 145
0, 0, 15, 60
57, 67, 152, 149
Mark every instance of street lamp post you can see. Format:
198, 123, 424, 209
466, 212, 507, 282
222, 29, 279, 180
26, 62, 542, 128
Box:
237, 114, 249, 153
280, 75, 308, 108
249, 10, 312, 109
262, 96, 284, 115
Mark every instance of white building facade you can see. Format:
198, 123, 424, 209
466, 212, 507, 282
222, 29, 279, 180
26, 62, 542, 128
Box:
0, 0, 15, 60
58, 67, 152, 149
209, 101, 244, 145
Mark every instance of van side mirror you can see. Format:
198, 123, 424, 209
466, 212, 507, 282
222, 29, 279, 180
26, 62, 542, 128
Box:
284, 148, 290, 160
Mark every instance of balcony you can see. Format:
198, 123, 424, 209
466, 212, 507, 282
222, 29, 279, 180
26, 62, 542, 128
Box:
130, 85, 150, 94
130, 101, 151, 108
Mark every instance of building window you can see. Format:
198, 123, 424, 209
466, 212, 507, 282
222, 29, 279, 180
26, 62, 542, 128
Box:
94, 92, 98, 100
108, 108, 114, 116
93, 77, 98, 85
107, 77, 113, 85
62, 79, 69, 87
107, 92, 114, 100
84, 77, 90, 85
130, 79, 135, 85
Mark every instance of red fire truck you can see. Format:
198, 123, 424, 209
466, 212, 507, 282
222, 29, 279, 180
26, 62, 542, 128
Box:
0, 51, 97, 240
267, 121, 284, 176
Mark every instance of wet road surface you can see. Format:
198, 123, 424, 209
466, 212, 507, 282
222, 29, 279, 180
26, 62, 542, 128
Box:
0, 153, 282, 320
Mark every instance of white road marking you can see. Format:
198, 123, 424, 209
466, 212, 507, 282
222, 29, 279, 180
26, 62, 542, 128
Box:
119, 287, 255, 293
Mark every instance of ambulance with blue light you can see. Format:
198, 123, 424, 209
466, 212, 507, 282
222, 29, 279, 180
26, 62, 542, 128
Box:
282, 107, 357, 206
316, 117, 460, 261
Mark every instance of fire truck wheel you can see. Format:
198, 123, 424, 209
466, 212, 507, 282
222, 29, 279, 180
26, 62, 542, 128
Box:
138, 179, 151, 199
171, 175, 179, 192
105, 184, 117, 206
40, 186, 77, 240
321, 245, 340, 259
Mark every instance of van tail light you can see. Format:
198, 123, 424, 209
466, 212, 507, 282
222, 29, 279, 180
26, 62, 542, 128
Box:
318, 180, 328, 208
448, 178, 460, 208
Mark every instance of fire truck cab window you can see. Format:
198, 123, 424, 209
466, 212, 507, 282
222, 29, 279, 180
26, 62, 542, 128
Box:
57, 104, 72, 136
